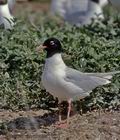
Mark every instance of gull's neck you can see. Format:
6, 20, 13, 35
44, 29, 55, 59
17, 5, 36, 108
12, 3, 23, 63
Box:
45, 53, 66, 70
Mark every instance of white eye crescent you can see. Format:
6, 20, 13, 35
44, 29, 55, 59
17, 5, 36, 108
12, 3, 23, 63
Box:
50, 41, 55, 45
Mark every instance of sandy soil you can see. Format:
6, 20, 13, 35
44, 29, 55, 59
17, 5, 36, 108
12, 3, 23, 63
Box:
0, 109, 120, 140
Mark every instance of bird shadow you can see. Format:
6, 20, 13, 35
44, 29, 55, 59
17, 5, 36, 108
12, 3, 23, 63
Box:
5, 112, 58, 132
1, 102, 78, 134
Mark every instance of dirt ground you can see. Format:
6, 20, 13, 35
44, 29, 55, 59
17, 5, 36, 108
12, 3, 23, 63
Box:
0, 109, 120, 140
14, 1, 50, 14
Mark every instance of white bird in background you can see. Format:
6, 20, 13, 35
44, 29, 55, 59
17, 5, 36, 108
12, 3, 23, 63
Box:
51, 0, 108, 26
0, 0, 15, 29
36, 38, 120, 128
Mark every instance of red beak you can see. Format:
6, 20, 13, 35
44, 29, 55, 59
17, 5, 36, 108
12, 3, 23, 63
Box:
36, 45, 47, 52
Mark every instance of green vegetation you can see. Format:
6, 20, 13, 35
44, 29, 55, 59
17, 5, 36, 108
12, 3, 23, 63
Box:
0, 12, 120, 111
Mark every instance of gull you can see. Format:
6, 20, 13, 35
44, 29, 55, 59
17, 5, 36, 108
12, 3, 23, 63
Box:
36, 38, 119, 127
51, 0, 108, 26
0, 0, 15, 29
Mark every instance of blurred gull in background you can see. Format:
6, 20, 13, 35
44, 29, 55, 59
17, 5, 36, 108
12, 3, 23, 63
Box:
51, 0, 108, 26
0, 0, 15, 29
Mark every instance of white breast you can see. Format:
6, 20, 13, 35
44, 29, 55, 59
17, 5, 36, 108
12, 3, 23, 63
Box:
41, 54, 89, 101
42, 54, 68, 100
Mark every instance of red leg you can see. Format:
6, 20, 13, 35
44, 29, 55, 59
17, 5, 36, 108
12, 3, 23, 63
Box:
58, 103, 62, 122
67, 99, 72, 125
55, 99, 72, 128
55, 103, 66, 127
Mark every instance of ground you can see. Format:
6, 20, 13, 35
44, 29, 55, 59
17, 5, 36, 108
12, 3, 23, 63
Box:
0, 109, 120, 140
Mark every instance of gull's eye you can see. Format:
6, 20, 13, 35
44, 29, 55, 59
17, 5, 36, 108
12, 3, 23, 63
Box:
50, 41, 55, 46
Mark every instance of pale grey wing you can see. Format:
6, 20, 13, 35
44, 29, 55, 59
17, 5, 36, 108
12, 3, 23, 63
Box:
84, 71, 120, 80
0, 17, 2, 25
8, 0, 15, 13
64, 67, 111, 93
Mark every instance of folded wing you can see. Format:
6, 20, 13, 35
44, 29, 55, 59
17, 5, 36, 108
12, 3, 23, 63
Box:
65, 67, 120, 93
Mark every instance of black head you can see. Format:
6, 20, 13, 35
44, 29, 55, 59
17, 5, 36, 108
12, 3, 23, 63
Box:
43, 38, 62, 58
0, 0, 7, 5
91, 0, 99, 4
